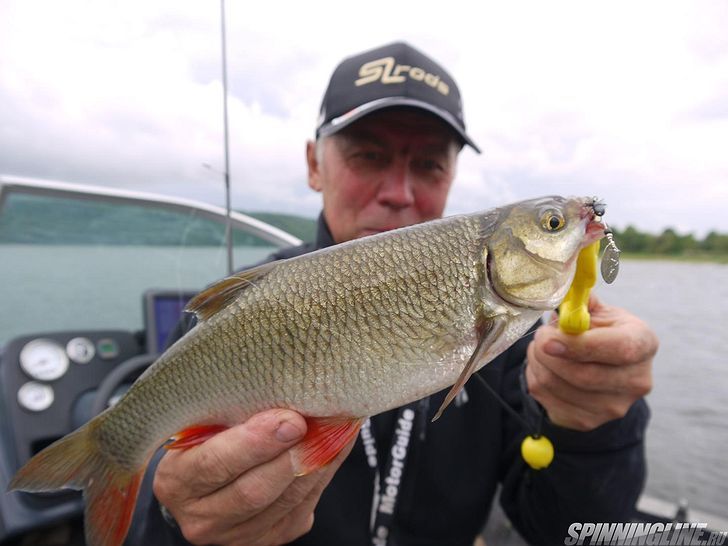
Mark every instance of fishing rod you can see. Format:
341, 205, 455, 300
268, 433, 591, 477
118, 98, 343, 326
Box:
220, 0, 233, 275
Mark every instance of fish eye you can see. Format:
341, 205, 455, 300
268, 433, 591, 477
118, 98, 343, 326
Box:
541, 210, 566, 232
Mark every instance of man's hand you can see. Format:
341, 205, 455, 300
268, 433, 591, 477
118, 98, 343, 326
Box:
153, 409, 353, 546
526, 295, 657, 431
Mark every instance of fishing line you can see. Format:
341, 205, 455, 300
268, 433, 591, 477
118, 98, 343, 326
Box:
480, 314, 556, 432
471, 372, 533, 433
471, 371, 553, 469
511, 315, 558, 347
363, 333, 551, 546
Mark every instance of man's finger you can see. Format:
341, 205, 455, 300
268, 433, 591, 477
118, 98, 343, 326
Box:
526, 361, 625, 431
527, 350, 645, 413
536, 321, 657, 366
174, 450, 300, 541
531, 340, 652, 394
201, 439, 355, 545
214, 433, 354, 535
157, 409, 306, 499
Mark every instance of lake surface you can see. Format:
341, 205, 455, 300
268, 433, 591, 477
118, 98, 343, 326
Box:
1, 246, 727, 516
1, 244, 276, 344
593, 259, 728, 517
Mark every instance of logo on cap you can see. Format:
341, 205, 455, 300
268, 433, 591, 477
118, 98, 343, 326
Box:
355, 56, 450, 96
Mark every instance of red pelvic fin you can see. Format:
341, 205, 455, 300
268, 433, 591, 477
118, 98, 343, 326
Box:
166, 424, 229, 450
291, 416, 365, 476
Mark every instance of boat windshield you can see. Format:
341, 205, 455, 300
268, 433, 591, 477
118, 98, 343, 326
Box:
0, 178, 299, 348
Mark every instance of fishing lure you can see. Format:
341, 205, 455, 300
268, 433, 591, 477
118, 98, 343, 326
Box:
559, 198, 621, 334
522, 199, 622, 469
601, 228, 621, 284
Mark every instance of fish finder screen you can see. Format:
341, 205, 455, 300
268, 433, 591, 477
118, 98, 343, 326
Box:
144, 291, 196, 354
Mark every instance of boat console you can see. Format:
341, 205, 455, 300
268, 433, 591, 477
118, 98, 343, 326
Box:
0, 290, 194, 541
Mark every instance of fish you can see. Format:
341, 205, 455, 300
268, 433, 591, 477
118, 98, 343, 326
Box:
9, 195, 605, 546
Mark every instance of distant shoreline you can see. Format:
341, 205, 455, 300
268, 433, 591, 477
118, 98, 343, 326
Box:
621, 252, 728, 264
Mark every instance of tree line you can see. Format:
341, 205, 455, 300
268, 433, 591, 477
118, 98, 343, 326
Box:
610, 225, 728, 257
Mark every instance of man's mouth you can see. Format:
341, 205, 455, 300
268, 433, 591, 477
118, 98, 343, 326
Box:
362, 225, 403, 235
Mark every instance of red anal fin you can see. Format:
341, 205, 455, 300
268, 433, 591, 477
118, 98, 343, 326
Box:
166, 424, 229, 450
291, 416, 365, 476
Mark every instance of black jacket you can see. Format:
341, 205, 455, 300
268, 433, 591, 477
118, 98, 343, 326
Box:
126, 214, 649, 546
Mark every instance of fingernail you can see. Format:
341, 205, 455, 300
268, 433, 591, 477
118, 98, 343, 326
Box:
544, 340, 567, 356
275, 419, 305, 443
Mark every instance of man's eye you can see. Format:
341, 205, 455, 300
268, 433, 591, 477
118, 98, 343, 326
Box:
356, 150, 384, 161
415, 158, 443, 171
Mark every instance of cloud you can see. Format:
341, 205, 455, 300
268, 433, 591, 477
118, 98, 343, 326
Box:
0, 0, 727, 236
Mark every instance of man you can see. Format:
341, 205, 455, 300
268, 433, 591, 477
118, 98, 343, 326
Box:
127, 42, 656, 546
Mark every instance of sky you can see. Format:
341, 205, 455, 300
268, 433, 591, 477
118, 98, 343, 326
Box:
1, 0, 727, 236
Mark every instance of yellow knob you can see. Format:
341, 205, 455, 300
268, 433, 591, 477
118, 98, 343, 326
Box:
521, 434, 554, 470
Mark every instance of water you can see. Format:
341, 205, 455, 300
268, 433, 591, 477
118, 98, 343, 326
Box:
593, 259, 728, 517
1, 244, 276, 345
1, 246, 727, 516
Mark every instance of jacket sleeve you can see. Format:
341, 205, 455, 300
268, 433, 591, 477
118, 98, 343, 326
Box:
497, 328, 650, 546
125, 450, 192, 545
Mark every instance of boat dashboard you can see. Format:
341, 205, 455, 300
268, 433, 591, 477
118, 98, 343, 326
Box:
0, 290, 195, 541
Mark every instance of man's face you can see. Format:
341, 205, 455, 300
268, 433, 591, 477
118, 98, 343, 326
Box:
307, 109, 461, 244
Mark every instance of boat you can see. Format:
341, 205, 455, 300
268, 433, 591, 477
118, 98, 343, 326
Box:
0, 175, 725, 545
0, 174, 299, 543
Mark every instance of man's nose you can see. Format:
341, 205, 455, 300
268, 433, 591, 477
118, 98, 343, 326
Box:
377, 165, 415, 209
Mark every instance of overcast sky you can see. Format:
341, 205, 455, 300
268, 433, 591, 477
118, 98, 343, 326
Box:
1, 0, 727, 236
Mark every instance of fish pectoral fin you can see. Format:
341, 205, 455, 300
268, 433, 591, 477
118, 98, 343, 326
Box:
432, 317, 507, 422
291, 416, 365, 477
185, 261, 281, 321
165, 424, 230, 450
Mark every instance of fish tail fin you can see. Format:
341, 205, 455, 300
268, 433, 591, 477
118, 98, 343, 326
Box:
9, 422, 145, 546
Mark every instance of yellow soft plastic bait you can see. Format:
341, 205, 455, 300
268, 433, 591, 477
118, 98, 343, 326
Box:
520, 239, 602, 470
558, 240, 601, 334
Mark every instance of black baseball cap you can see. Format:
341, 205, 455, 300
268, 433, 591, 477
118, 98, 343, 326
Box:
316, 41, 480, 153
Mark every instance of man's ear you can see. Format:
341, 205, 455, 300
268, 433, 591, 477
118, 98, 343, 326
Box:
306, 140, 322, 192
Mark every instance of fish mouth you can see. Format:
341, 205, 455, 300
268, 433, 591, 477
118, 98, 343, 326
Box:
584, 219, 606, 245
581, 200, 607, 247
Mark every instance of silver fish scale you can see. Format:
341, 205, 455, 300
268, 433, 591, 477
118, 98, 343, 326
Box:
96, 215, 491, 467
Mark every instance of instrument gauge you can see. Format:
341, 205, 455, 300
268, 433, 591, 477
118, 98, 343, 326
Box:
66, 337, 95, 364
17, 382, 54, 412
19, 339, 69, 381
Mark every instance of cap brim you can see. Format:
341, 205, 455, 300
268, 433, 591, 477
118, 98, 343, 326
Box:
317, 97, 481, 153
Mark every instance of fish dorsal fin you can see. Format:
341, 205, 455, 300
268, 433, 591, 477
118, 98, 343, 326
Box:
432, 316, 506, 421
185, 261, 279, 321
